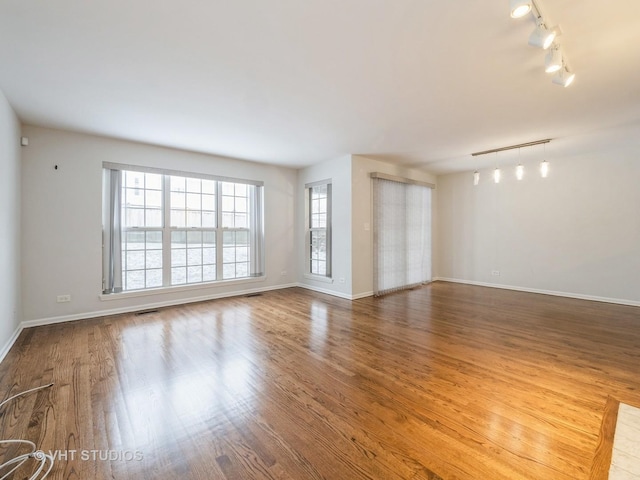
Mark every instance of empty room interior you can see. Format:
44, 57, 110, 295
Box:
1, 1, 639, 479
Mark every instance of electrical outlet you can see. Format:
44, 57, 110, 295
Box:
56, 294, 71, 303
491, 270, 500, 276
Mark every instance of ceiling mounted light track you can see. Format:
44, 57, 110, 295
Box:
471, 139, 552, 186
471, 138, 551, 157
510, 0, 575, 87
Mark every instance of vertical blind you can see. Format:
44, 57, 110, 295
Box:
372, 174, 433, 296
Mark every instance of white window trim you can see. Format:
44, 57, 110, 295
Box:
305, 180, 332, 279
100, 275, 267, 301
103, 164, 264, 294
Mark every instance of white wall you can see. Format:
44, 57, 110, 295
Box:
435, 126, 640, 305
21, 125, 298, 323
0, 89, 21, 357
297, 155, 353, 298
351, 155, 437, 298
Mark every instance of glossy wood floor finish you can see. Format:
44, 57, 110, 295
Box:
1, 282, 639, 479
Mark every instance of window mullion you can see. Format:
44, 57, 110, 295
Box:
215, 181, 223, 281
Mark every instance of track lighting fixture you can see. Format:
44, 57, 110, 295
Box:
528, 22, 556, 50
544, 46, 563, 73
510, 0, 532, 18
471, 139, 552, 186
552, 66, 575, 87
510, 0, 575, 87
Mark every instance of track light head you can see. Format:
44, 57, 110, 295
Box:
544, 46, 563, 73
552, 67, 575, 87
528, 23, 556, 49
510, 0, 532, 18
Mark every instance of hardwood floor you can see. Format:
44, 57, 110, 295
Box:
1, 282, 639, 479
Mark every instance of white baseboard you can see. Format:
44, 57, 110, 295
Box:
297, 283, 353, 300
433, 277, 640, 307
296, 283, 374, 301
0, 325, 24, 365
20, 283, 299, 329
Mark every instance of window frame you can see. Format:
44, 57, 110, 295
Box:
305, 180, 332, 279
103, 163, 264, 294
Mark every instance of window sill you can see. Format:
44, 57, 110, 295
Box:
303, 273, 334, 284
100, 275, 267, 301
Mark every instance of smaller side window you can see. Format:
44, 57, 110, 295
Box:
306, 182, 331, 277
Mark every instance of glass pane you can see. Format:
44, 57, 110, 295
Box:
222, 213, 234, 228
234, 183, 247, 196
223, 247, 235, 263
221, 182, 234, 195
223, 263, 235, 279
235, 197, 247, 212
187, 248, 202, 265
126, 251, 145, 270
203, 247, 216, 264
126, 270, 145, 290
146, 269, 162, 288
222, 196, 234, 211
236, 263, 249, 277
186, 178, 201, 193
202, 180, 215, 194
146, 209, 163, 227
125, 171, 144, 189
236, 230, 249, 244
171, 191, 185, 209
203, 231, 216, 247
187, 266, 202, 283
171, 210, 186, 228
187, 231, 202, 245
124, 188, 144, 207
186, 210, 201, 228
125, 208, 144, 227
145, 173, 162, 190
235, 214, 247, 228
223, 230, 234, 245
146, 250, 162, 269
126, 231, 145, 249
171, 230, 187, 245
186, 193, 201, 210
317, 261, 326, 275
202, 194, 215, 211
236, 247, 248, 262
171, 248, 186, 267
170, 176, 185, 192
203, 265, 216, 282
202, 211, 215, 228
171, 267, 186, 285
146, 231, 162, 245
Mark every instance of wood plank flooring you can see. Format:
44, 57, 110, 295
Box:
0, 282, 639, 479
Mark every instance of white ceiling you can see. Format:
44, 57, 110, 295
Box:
1, 0, 639, 173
